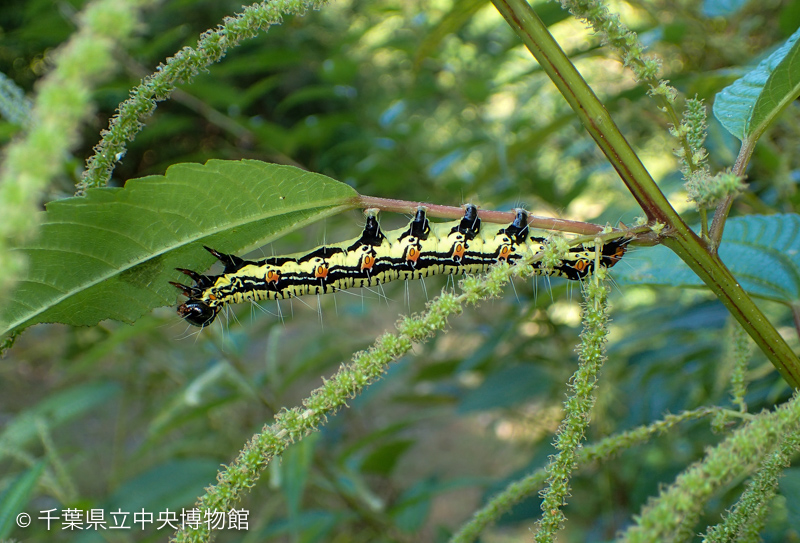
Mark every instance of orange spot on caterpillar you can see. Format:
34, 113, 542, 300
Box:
609, 246, 626, 264
574, 259, 588, 271
362, 255, 375, 270
407, 247, 420, 262
315, 265, 329, 279
452, 242, 465, 259
498, 245, 510, 261
266, 270, 280, 282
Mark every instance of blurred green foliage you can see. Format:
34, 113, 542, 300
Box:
2, 0, 800, 542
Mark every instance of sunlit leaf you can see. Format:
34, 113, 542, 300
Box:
413, 0, 488, 69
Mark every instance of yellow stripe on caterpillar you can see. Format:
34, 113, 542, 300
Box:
171, 205, 627, 327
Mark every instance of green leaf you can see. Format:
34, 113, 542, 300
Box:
614, 214, 800, 304
360, 439, 415, 475
390, 477, 482, 532
713, 27, 800, 142
1, 160, 358, 336
413, 0, 488, 69
106, 459, 221, 513
0, 461, 45, 539
0, 382, 120, 462
458, 364, 551, 412
780, 467, 800, 529
282, 434, 319, 523
390, 478, 436, 533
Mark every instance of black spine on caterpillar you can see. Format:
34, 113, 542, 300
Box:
452, 204, 481, 240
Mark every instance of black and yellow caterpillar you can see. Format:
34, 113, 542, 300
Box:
172, 205, 627, 327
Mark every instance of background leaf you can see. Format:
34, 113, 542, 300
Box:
0, 382, 120, 463
614, 214, 800, 304
780, 467, 800, 529
457, 364, 552, 413
0, 461, 45, 539
701, 0, 749, 17
360, 439, 416, 476
713, 26, 800, 142
1, 160, 357, 336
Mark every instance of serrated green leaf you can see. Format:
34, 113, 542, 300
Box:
1, 160, 358, 336
713, 27, 800, 142
0, 460, 45, 539
614, 214, 800, 304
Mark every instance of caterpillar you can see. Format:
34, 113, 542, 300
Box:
171, 205, 627, 327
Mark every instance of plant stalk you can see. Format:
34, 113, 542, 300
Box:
357, 195, 606, 234
709, 138, 757, 249
492, 0, 800, 387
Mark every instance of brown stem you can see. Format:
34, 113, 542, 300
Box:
356, 195, 608, 235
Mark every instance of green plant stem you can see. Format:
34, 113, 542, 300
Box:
490, 0, 678, 226
709, 138, 757, 249
620, 392, 800, 542
702, 423, 800, 542
450, 407, 720, 543
534, 268, 610, 542
492, 0, 800, 387
700, 208, 709, 241
78, 0, 329, 193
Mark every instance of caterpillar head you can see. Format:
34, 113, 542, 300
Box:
601, 239, 628, 268
171, 264, 220, 327
177, 299, 218, 327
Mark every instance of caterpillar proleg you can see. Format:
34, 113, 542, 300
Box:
172, 205, 627, 327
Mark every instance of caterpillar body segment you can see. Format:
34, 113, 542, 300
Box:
173, 205, 627, 327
